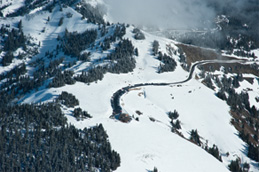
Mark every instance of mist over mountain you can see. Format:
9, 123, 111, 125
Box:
104, 0, 259, 50
105, 0, 215, 30
105, 0, 258, 30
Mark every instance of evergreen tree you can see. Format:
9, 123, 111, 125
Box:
190, 129, 201, 146
228, 159, 242, 172
168, 110, 179, 120
247, 143, 259, 162
152, 40, 159, 56
1, 52, 14, 66
58, 17, 64, 26
207, 145, 222, 162
18, 20, 22, 31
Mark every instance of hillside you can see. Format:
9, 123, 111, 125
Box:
0, 0, 258, 172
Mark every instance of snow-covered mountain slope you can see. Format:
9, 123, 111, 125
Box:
0, 0, 25, 17
0, 1, 258, 172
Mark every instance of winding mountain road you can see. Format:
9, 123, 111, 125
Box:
110, 59, 247, 120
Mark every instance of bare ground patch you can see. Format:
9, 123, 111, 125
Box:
177, 44, 258, 76
230, 110, 259, 146
201, 63, 259, 77
176, 44, 233, 66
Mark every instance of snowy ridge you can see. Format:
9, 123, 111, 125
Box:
0, 0, 25, 17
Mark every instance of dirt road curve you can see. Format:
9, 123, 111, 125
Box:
110, 59, 247, 120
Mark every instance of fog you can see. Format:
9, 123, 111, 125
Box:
104, 0, 257, 31
104, 0, 216, 30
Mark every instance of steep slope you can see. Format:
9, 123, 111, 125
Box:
21, 21, 258, 171
21, 29, 230, 172
0, 1, 258, 172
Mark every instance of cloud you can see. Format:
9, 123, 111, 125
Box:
104, 0, 216, 30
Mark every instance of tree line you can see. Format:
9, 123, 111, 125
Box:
0, 98, 120, 172
201, 72, 259, 163
0, 23, 27, 66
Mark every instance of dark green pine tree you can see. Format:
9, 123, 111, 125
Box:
190, 129, 201, 146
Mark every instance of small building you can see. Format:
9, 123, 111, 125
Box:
118, 113, 132, 123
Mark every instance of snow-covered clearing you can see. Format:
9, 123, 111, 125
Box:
4, 5, 257, 172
